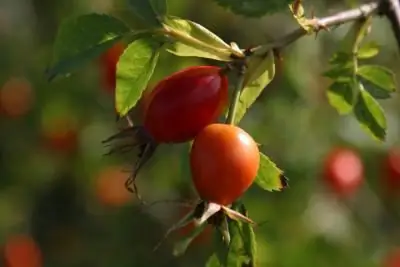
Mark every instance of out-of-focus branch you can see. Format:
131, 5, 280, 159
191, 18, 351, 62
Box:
380, 0, 400, 50
250, 2, 379, 55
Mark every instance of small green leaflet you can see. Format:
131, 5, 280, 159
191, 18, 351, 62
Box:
128, 0, 166, 26
357, 65, 396, 93
327, 81, 356, 114
162, 16, 234, 61
354, 84, 387, 142
115, 39, 162, 116
47, 13, 130, 80
357, 41, 380, 59
234, 50, 275, 125
206, 254, 222, 267
213, 0, 293, 17
255, 152, 286, 192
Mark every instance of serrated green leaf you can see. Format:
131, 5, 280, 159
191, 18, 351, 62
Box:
115, 39, 162, 116
327, 81, 356, 114
163, 16, 234, 61
150, 0, 167, 17
357, 41, 380, 59
255, 152, 285, 192
173, 222, 208, 257
213, 0, 293, 17
357, 65, 396, 92
238, 204, 257, 266
47, 13, 130, 80
234, 50, 275, 124
128, 0, 162, 26
354, 84, 387, 142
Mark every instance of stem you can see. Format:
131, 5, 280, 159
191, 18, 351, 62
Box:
380, 0, 400, 50
250, 2, 379, 55
225, 68, 246, 125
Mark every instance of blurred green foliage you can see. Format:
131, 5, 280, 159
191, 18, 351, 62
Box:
1, 0, 400, 267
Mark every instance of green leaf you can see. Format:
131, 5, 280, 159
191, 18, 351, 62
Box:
162, 16, 234, 61
150, 0, 168, 17
362, 80, 392, 99
357, 65, 396, 92
213, 0, 293, 17
47, 13, 130, 80
234, 50, 275, 124
115, 39, 162, 116
238, 204, 257, 266
357, 41, 380, 59
255, 152, 286, 192
327, 81, 356, 114
173, 222, 208, 257
354, 84, 387, 142
227, 220, 248, 267
213, 224, 229, 266
128, 0, 162, 26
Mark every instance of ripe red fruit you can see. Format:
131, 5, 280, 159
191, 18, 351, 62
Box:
143, 66, 229, 143
190, 123, 259, 206
103, 66, 229, 193
382, 148, 400, 195
99, 42, 125, 94
323, 147, 363, 197
0, 77, 34, 118
4, 234, 42, 267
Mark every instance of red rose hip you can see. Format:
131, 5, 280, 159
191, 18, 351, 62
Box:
323, 147, 363, 197
190, 123, 259, 206
143, 65, 228, 143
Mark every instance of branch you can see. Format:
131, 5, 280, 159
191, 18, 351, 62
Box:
251, 2, 379, 55
380, 0, 400, 50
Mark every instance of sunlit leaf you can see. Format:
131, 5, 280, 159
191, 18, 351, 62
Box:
327, 81, 356, 114
234, 50, 275, 124
357, 65, 396, 92
47, 13, 130, 80
354, 84, 387, 142
357, 41, 380, 59
255, 152, 286, 192
206, 254, 222, 267
163, 16, 234, 61
362, 80, 392, 99
115, 39, 162, 116
213, 0, 293, 17
128, 0, 162, 26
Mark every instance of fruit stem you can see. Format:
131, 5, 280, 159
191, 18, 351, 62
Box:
225, 65, 246, 125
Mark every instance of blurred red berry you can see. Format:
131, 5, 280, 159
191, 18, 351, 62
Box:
0, 77, 34, 118
4, 234, 42, 267
383, 248, 400, 267
323, 147, 364, 197
382, 149, 400, 195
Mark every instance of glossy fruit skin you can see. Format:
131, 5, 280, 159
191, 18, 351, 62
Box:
143, 66, 228, 143
100, 42, 125, 94
323, 147, 363, 197
383, 148, 400, 195
190, 124, 259, 206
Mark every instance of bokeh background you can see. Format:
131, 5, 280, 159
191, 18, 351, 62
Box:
1, 0, 400, 266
